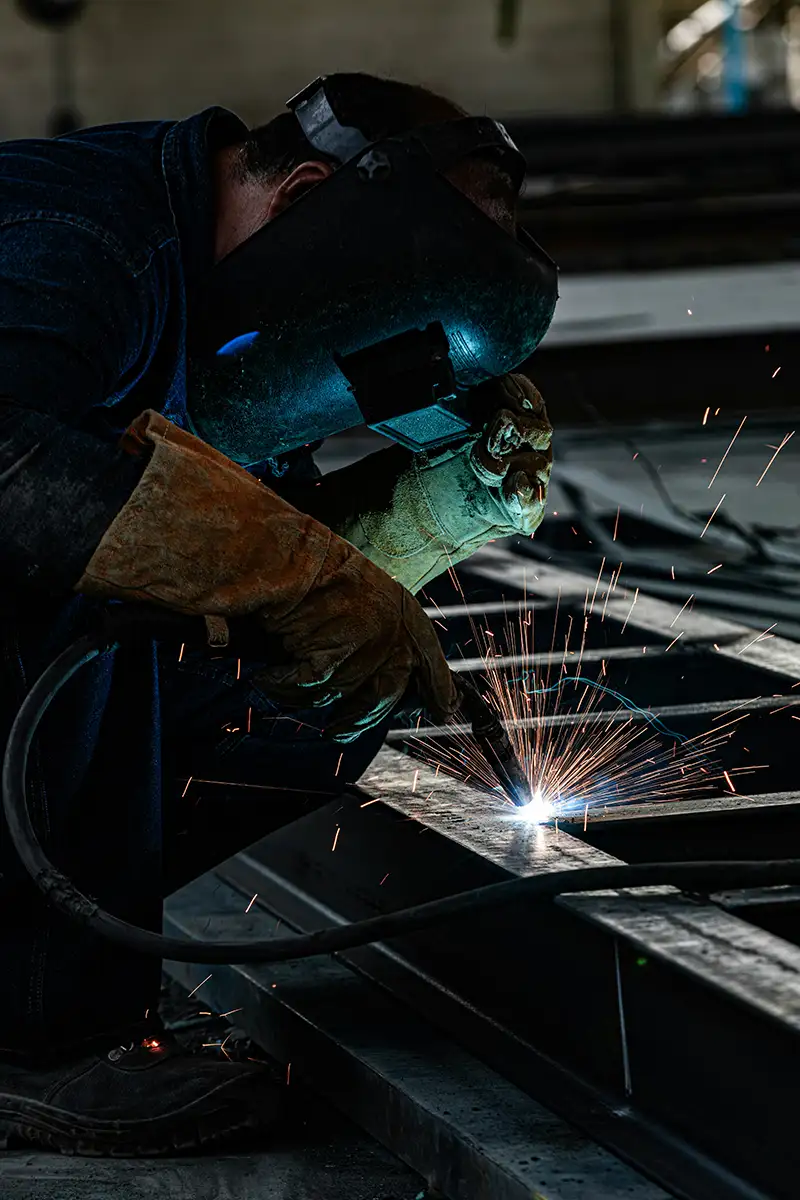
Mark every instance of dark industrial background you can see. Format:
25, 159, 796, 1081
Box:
4, 3, 800, 1199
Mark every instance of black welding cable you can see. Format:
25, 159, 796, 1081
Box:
6, 612, 800, 965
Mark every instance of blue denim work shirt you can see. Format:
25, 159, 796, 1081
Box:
0, 107, 318, 596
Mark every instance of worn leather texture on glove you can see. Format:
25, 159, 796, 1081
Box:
317, 373, 552, 594
75, 410, 458, 741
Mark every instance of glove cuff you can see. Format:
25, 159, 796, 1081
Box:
75, 408, 334, 620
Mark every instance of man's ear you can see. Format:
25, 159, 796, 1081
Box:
266, 160, 335, 221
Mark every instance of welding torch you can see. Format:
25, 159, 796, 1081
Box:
454, 679, 532, 807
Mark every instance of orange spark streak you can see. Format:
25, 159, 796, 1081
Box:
181, 776, 193, 798
723, 770, 736, 793
601, 568, 617, 622
621, 587, 639, 633
589, 557, 606, 615
756, 431, 794, 486
708, 417, 746, 489
613, 506, 620, 541
178, 643, 185, 662
736, 623, 778, 655
335, 752, 343, 777
700, 494, 726, 538
670, 595, 694, 628
187, 974, 212, 999
180, 777, 336, 797
332, 825, 340, 852
713, 697, 761, 721
245, 893, 258, 913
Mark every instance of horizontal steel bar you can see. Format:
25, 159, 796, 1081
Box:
559, 790, 800, 826
712, 887, 800, 911
423, 599, 541, 620
450, 643, 711, 676
388, 692, 800, 744
467, 546, 800, 681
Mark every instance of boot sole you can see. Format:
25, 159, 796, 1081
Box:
0, 1087, 280, 1157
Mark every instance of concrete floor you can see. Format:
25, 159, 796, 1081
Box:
0, 1099, 427, 1200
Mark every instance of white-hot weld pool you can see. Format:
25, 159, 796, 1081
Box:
516, 787, 554, 825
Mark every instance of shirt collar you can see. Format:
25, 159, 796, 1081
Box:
160, 106, 249, 292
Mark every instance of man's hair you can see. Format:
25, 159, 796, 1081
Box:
241, 72, 467, 181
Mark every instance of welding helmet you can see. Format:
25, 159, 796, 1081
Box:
186, 77, 558, 464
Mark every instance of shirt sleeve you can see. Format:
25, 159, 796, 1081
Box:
0, 218, 157, 593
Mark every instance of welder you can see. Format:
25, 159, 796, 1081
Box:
0, 72, 554, 1156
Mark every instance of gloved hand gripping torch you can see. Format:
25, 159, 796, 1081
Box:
4, 604, 800, 967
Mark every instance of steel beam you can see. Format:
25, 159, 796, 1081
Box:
165, 543, 800, 1199
467, 545, 800, 683
163, 873, 667, 1200
560, 791, 800, 824
389, 693, 800, 740
209, 747, 799, 1199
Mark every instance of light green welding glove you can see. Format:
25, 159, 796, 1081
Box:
314, 373, 552, 595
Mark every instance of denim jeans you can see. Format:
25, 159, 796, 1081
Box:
0, 593, 386, 1060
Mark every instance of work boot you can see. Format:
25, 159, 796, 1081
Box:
0, 1016, 283, 1156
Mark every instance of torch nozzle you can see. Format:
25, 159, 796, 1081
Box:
456, 679, 532, 807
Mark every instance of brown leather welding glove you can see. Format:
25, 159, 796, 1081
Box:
75, 410, 458, 742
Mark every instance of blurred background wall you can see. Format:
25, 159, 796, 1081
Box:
0, 0, 630, 138
6, 0, 796, 139
2, 0, 799, 429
